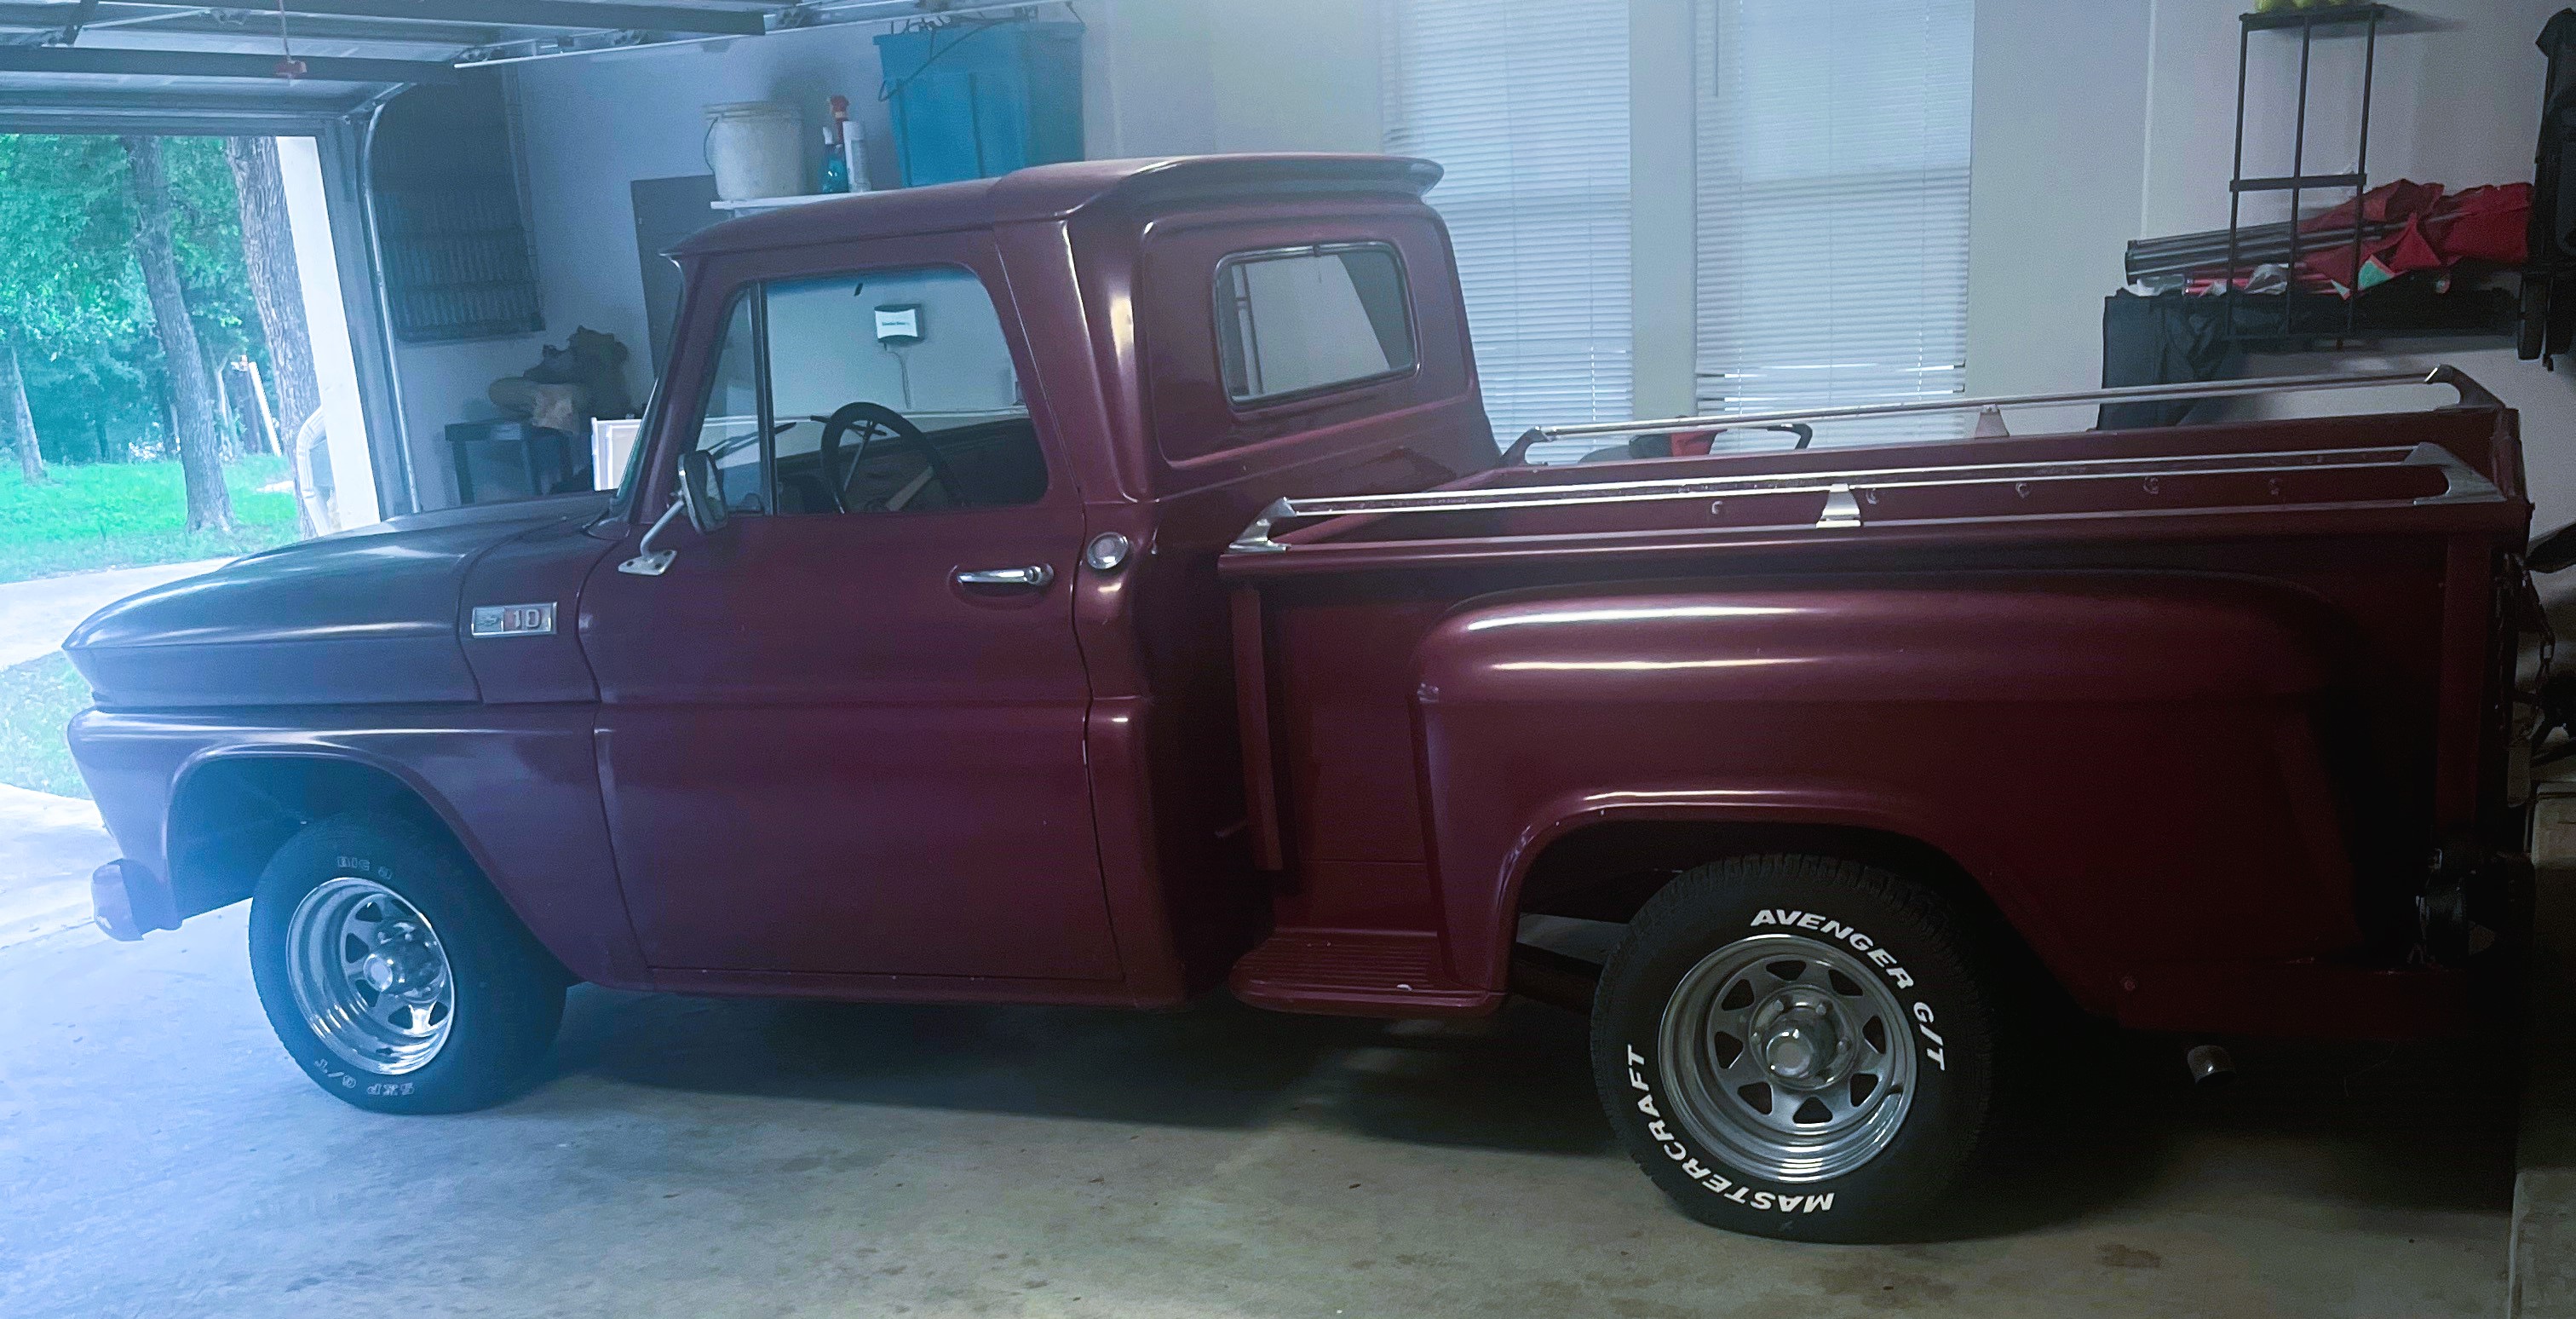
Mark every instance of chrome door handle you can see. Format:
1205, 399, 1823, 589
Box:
953, 564, 1055, 589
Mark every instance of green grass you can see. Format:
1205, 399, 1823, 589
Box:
0, 455, 300, 585
0, 652, 92, 798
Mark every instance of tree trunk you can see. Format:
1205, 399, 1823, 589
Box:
124, 135, 232, 533
1, 337, 44, 484
222, 137, 321, 443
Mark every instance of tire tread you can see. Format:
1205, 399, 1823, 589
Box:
1591, 851, 2008, 1241
247, 809, 565, 1114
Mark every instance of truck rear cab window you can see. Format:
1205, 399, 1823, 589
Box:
687, 265, 1045, 516
1215, 244, 1416, 406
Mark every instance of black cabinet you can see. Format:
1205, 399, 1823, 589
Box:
444, 419, 582, 504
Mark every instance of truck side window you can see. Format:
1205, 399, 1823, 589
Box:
686, 264, 1045, 516
1214, 243, 1416, 406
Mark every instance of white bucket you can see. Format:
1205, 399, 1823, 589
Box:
704, 101, 804, 201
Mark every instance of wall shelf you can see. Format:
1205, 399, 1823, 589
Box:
709, 192, 865, 214
2240, 3, 2393, 33
2222, 3, 2393, 345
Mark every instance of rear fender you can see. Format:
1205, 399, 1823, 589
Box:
1479, 783, 2077, 997
1414, 574, 2359, 1014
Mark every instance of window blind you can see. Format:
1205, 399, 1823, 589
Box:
1383, 0, 1632, 457
1695, 0, 1973, 448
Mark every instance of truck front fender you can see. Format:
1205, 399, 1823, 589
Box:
1413, 574, 2360, 1012
72, 706, 647, 988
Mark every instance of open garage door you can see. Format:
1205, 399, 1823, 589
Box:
0, 78, 411, 524
0, 2, 1090, 523
0, 1, 839, 523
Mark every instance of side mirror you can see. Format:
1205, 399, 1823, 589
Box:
616, 451, 731, 578
676, 449, 731, 535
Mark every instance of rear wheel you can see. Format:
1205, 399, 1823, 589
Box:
248, 811, 566, 1113
1592, 854, 2003, 1241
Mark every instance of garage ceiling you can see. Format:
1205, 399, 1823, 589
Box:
0, 1, 1032, 114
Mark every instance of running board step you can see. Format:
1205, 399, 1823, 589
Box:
1228, 930, 1494, 1017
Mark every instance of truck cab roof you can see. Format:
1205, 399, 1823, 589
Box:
668, 153, 1446, 256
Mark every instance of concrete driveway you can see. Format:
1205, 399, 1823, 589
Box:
0, 558, 228, 950
0, 557, 230, 669
0, 786, 113, 950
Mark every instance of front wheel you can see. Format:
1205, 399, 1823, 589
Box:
1592, 854, 2003, 1241
248, 811, 566, 1113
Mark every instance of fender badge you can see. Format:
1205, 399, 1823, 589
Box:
469, 602, 557, 638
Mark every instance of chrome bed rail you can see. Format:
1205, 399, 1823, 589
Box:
1229, 367, 2504, 555
1501, 365, 2498, 457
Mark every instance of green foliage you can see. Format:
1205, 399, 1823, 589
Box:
0, 135, 141, 354
0, 135, 296, 795
0, 651, 92, 798
164, 136, 265, 372
0, 453, 296, 584
19, 337, 154, 464
0, 133, 274, 467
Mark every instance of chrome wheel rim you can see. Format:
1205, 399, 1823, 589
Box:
285, 878, 454, 1075
1659, 931, 1916, 1184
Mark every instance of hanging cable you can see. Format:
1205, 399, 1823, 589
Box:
273, 0, 307, 80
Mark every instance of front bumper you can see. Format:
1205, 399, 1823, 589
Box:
90, 859, 177, 942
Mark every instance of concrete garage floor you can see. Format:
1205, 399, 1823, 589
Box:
0, 786, 115, 948
0, 909, 2513, 1319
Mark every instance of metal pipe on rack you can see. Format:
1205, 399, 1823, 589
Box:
2126, 220, 2401, 284
2127, 200, 2488, 287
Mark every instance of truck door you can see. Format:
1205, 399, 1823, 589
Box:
578, 240, 1118, 982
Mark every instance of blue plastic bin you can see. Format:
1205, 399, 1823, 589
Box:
875, 21, 1084, 187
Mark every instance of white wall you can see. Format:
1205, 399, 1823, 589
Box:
2153, 0, 2576, 546
1084, 0, 1379, 156
1969, 0, 2576, 530
1085, 0, 1216, 155
389, 0, 1383, 509
501, 0, 1378, 389
1204, 0, 1381, 154
391, 21, 912, 508
1964, 0, 2152, 435
508, 28, 908, 363
405, 0, 2574, 533
1120, 0, 2571, 498
391, 338, 538, 509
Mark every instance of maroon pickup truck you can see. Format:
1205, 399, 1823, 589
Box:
64, 154, 2537, 1241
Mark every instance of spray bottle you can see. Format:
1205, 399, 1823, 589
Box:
819, 95, 853, 193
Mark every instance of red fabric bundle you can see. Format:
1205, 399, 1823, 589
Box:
2298, 181, 2529, 294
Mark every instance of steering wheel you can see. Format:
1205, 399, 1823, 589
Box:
814, 401, 963, 514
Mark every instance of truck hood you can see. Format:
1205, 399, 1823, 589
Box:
66, 492, 615, 710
